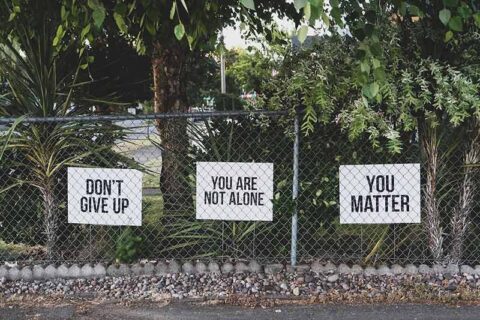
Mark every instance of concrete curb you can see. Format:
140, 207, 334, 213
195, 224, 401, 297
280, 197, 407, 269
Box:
3, 261, 480, 282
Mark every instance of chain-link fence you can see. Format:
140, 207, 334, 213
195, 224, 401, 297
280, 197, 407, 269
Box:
0, 110, 478, 266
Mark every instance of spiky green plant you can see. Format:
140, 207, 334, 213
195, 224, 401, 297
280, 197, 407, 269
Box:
0, 9, 137, 260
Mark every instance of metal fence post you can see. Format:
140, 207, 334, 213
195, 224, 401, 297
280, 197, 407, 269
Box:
291, 107, 301, 266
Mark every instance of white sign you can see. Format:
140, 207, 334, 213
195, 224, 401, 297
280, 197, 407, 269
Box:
196, 162, 274, 221
339, 163, 421, 224
68, 167, 143, 226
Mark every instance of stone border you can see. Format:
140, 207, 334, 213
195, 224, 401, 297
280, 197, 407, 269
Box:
2, 261, 480, 282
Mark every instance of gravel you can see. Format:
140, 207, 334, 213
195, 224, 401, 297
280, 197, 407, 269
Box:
2, 270, 480, 304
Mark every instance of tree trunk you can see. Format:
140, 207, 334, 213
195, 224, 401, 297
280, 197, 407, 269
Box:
152, 41, 192, 212
419, 119, 444, 262
41, 177, 58, 260
449, 120, 480, 264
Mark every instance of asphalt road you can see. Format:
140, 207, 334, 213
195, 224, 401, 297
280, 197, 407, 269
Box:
4, 302, 480, 320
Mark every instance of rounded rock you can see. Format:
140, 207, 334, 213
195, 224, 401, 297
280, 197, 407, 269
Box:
195, 262, 207, 274
20, 266, 33, 282
144, 262, 155, 275
131, 263, 144, 276
248, 260, 262, 273
337, 264, 350, 274
296, 264, 311, 273
350, 264, 363, 275
418, 264, 432, 275
264, 263, 283, 274
44, 264, 57, 279
106, 264, 118, 277
391, 264, 404, 275
93, 263, 106, 277
207, 261, 220, 274
117, 264, 131, 276
221, 262, 234, 274
182, 261, 195, 274
7, 267, 20, 281
310, 260, 325, 273
404, 264, 418, 275
32, 265, 45, 280
0, 266, 8, 279
235, 262, 249, 274
57, 264, 69, 278
69, 264, 81, 278
377, 265, 392, 276
461, 265, 474, 274
168, 260, 181, 273
324, 262, 336, 272
432, 264, 445, 274
155, 261, 169, 275
364, 266, 377, 276
80, 264, 94, 278
446, 264, 459, 275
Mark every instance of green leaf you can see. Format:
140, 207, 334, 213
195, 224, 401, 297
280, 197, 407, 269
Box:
240, 0, 255, 10
321, 12, 330, 27
448, 16, 463, 32
61, 5, 67, 21
88, 0, 106, 28
170, 2, 176, 19
370, 42, 382, 56
408, 5, 421, 17
439, 9, 451, 25
304, 2, 311, 20
174, 23, 185, 40
372, 58, 381, 69
444, 30, 454, 42
331, 7, 342, 26
53, 25, 64, 46
294, 0, 307, 11
87, 0, 99, 10
92, 7, 106, 28
146, 21, 156, 35
297, 25, 308, 43
474, 13, 480, 28
373, 68, 386, 82
8, 12, 16, 22
80, 24, 91, 40
360, 61, 370, 74
363, 82, 379, 99
114, 12, 128, 33
457, 5, 472, 19
0, 116, 25, 161
310, 0, 323, 7
187, 35, 194, 49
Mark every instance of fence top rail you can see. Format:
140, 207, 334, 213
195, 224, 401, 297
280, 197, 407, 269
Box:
0, 109, 290, 124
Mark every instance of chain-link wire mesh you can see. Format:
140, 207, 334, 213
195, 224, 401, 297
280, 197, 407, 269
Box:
0, 110, 478, 266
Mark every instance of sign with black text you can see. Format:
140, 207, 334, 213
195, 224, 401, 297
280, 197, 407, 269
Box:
196, 162, 274, 221
339, 164, 421, 224
68, 167, 142, 226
